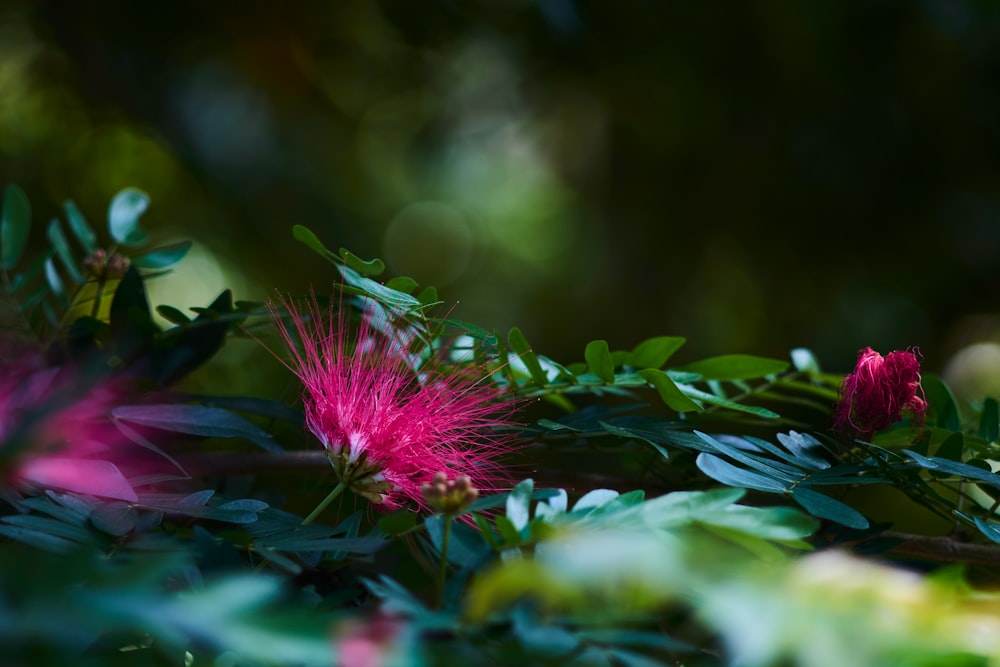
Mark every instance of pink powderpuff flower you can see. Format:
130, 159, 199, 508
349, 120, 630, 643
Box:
833, 346, 927, 440
0, 348, 137, 502
270, 292, 520, 510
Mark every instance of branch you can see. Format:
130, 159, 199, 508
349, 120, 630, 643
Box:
880, 530, 1000, 567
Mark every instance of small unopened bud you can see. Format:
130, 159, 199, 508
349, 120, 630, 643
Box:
105, 254, 131, 278
421, 472, 480, 515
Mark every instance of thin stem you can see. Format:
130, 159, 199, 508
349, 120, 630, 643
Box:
436, 514, 453, 608
301, 481, 346, 526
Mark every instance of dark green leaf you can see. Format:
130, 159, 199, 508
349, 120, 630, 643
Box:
132, 241, 193, 269
107, 187, 150, 247
1, 183, 30, 270
980, 397, 999, 442
63, 199, 97, 254
627, 336, 686, 369
934, 432, 965, 462
109, 265, 158, 352
378, 510, 417, 536
681, 384, 781, 418
156, 304, 192, 324
790, 487, 869, 529
904, 449, 1000, 487
417, 285, 439, 304
218, 499, 270, 512
47, 218, 83, 283
677, 354, 790, 380
112, 404, 282, 452
508, 327, 549, 385
923, 374, 962, 432
0, 525, 76, 552
584, 339, 616, 383
638, 369, 703, 412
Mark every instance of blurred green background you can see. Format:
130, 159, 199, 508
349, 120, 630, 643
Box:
4, 0, 1000, 391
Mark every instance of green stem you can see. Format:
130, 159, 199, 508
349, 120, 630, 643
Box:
301, 481, 346, 526
436, 514, 453, 608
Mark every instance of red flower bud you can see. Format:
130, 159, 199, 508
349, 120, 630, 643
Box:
834, 347, 927, 439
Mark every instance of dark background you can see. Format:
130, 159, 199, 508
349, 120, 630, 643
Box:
4, 0, 1000, 391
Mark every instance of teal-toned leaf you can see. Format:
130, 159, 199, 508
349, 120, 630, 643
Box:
337, 264, 422, 310
385, 276, 418, 293
506, 478, 534, 531
90, 501, 139, 536
292, 224, 337, 260
790, 347, 822, 376
107, 187, 150, 247
638, 369, 703, 412
512, 608, 580, 658
44, 256, 67, 303
0, 525, 76, 553
627, 336, 686, 370
132, 241, 193, 269
585, 339, 616, 383
904, 449, 1000, 487
112, 404, 282, 452
677, 354, 790, 381
980, 397, 999, 442
923, 374, 962, 432
974, 517, 1000, 544
10, 253, 47, 292
46, 218, 83, 283
339, 247, 385, 276
695, 453, 788, 493
63, 199, 97, 254
508, 327, 549, 386
790, 487, 869, 529
1, 183, 30, 269
218, 499, 269, 513
571, 489, 620, 513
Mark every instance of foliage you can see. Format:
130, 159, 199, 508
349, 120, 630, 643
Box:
4, 186, 1000, 666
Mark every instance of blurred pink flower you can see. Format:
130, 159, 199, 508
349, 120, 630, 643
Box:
0, 351, 137, 502
334, 612, 402, 667
833, 347, 927, 439
271, 293, 519, 509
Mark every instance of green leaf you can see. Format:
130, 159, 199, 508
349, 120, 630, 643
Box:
46, 218, 83, 283
378, 510, 417, 536
790, 487, 868, 529
506, 478, 534, 532
680, 384, 781, 418
934, 432, 965, 462
292, 224, 337, 260
107, 187, 150, 247
923, 374, 961, 432
1, 183, 30, 270
676, 354, 790, 381
638, 369, 703, 412
385, 276, 418, 293
790, 347, 822, 376
585, 339, 616, 383
417, 285, 439, 304
156, 304, 192, 324
508, 327, 549, 385
132, 241, 192, 269
980, 397, 999, 442
112, 404, 281, 452
63, 199, 97, 254
627, 336, 686, 369
339, 247, 385, 276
